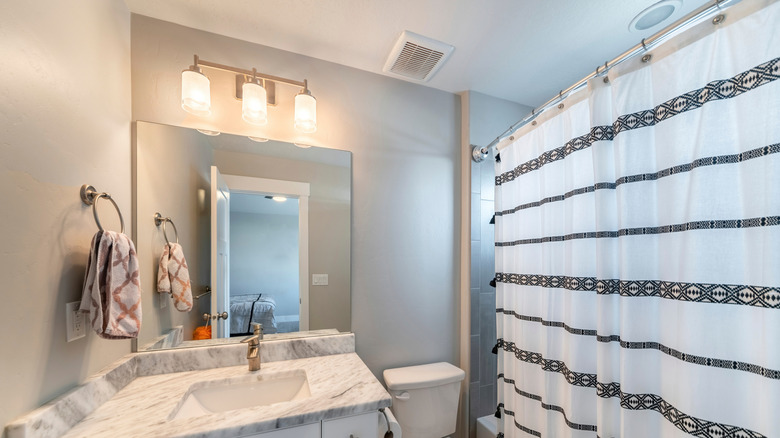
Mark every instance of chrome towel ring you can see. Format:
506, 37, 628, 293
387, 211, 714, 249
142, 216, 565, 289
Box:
80, 184, 125, 234
154, 212, 179, 247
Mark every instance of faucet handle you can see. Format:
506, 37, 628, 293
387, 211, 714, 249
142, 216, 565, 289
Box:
241, 323, 264, 344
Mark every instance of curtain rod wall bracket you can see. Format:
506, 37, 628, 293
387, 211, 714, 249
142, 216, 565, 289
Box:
472, 145, 489, 163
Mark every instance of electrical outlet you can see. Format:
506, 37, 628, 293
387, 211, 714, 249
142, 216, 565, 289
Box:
66, 301, 86, 342
312, 274, 329, 286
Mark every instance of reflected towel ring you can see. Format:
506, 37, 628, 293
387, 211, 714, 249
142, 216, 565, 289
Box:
154, 213, 179, 247
80, 184, 125, 234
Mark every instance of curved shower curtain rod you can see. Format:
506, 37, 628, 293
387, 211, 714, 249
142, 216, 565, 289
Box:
471, 0, 741, 163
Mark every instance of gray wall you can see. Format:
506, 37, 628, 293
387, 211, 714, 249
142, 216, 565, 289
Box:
134, 122, 213, 347
230, 211, 299, 317
0, 0, 131, 430
131, 15, 462, 378
466, 91, 532, 433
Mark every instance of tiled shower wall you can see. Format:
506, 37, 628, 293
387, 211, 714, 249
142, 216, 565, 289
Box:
469, 155, 498, 422
466, 91, 532, 436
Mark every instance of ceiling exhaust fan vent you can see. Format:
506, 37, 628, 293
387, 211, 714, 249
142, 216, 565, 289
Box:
383, 31, 454, 82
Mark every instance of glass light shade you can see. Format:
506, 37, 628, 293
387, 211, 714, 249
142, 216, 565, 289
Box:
271, 196, 287, 202
181, 70, 211, 116
294, 93, 317, 133
242, 81, 268, 126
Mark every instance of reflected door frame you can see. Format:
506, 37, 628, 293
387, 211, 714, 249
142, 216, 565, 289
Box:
222, 173, 311, 332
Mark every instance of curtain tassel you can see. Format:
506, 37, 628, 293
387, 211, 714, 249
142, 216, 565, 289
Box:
495, 404, 502, 419
489, 214, 495, 224
490, 276, 497, 288
492, 341, 500, 354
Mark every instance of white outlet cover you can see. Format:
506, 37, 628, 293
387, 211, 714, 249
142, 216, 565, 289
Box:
312, 274, 329, 286
66, 301, 86, 342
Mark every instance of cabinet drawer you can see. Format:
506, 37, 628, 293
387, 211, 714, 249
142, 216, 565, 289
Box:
322, 412, 378, 438
240, 422, 320, 438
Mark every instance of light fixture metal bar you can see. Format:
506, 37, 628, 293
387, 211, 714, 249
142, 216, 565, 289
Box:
196, 57, 306, 88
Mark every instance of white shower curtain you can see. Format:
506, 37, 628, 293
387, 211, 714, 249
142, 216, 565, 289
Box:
494, 2, 780, 437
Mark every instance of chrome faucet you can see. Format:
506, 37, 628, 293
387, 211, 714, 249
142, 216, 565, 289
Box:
241, 323, 263, 371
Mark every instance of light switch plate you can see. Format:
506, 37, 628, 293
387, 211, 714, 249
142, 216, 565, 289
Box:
66, 301, 86, 342
312, 274, 329, 286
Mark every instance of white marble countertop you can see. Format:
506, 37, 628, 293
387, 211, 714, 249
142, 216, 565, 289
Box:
62, 353, 391, 438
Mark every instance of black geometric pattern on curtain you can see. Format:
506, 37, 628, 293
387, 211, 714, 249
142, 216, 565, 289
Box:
495, 142, 780, 218
494, 273, 780, 308
495, 57, 780, 186
495, 310, 780, 380
498, 375, 598, 432
497, 342, 768, 438
495, 215, 780, 247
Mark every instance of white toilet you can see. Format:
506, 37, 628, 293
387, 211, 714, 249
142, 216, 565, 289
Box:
383, 362, 466, 438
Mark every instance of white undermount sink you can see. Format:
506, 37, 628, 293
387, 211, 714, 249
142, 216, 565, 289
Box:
170, 369, 311, 420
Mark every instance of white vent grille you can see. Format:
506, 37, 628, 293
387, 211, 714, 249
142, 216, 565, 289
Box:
383, 31, 454, 82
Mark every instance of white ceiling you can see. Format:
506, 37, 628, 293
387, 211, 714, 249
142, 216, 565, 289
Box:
231, 192, 299, 216
124, 0, 710, 107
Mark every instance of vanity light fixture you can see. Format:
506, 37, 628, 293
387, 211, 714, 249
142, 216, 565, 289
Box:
181, 56, 212, 116
181, 54, 317, 133
265, 195, 288, 202
196, 129, 220, 136
294, 80, 317, 133
293, 142, 312, 149
242, 69, 268, 126
248, 136, 269, 142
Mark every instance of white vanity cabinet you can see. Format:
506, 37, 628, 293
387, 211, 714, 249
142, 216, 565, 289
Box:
240, 411, 378, 438
242, 422, 320, 438
322, 411, 379, 438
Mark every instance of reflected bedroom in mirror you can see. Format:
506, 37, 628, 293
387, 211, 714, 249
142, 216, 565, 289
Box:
133, 121, 351, 351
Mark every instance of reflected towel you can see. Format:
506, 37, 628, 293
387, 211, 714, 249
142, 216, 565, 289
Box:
79, 231, 142, 339
157, 243, 193, 312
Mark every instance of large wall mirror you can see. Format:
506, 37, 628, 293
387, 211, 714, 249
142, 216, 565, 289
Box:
133, 121, 351, 351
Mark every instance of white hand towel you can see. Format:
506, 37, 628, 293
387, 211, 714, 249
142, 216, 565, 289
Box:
79, 231, 142, 339
157, 243, 193, 312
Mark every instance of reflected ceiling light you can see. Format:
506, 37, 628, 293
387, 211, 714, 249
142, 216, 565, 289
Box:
294, 80, 317, 133
196, 129, 220, 136
181, 55, 211, 116
242, 69, 268, 126
248, 136, 269, 142
180, 54, 317, 133
629, 0, 682, 32
265, 195, 287, 202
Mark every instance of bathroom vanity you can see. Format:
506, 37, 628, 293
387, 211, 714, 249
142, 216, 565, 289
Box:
5, 334, 391, 438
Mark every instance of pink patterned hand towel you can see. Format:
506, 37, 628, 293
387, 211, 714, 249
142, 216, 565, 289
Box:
79, 231, 142, 339
157, 243, 193, 312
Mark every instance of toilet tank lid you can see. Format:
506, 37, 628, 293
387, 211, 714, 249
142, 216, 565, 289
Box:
383, 362, 465, 391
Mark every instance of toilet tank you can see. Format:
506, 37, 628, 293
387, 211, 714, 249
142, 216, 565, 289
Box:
383, 362, 465, 438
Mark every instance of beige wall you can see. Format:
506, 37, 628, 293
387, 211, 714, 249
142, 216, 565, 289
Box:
0, 0, 131, 430
134, 122, 213, 347
214, 150, 352, 332
132, 15, 462, 379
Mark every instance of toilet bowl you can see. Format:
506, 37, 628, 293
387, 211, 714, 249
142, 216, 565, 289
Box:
383, 362, 465, 438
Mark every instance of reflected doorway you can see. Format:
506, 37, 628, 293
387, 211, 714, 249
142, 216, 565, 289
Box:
210, 167, 310, 338
230, 193, 300, 335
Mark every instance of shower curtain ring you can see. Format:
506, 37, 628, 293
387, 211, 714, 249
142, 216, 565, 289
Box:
641, 38, 648, 51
